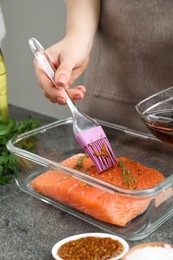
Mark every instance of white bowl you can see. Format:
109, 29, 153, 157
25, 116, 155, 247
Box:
52, 232, 129, 260
122, 242, 173, 260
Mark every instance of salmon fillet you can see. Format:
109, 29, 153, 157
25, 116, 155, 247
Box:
32, 154, 165, 226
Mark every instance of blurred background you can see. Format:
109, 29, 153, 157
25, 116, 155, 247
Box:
1, 0, 84, 119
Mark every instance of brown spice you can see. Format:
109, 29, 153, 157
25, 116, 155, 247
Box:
93, 144, 109, 157
57, 236, 124, 260
117, 160, 137, 189
79, 181, 88, 187
108, 172, 114, 181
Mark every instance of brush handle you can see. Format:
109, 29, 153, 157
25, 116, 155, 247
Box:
28, 38, 77, 115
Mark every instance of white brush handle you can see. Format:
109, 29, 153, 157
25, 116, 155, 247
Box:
28, 38, 77, 115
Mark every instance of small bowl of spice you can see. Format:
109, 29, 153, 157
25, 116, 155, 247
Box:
52, 232, 129, 260
122, 242, 173, 260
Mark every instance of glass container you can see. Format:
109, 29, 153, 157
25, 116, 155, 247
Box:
7, 118, 173, 241
136, 86, 173, 147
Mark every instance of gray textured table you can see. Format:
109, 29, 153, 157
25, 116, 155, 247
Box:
0, 105, 173, 260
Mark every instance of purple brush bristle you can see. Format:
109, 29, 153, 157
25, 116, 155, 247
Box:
75, 126, 117, 173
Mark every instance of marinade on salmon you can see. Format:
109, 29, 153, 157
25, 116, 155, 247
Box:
31, 154, 165, 226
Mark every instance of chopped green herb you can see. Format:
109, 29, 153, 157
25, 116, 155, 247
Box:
0, 115, 41, 185
118, 160, 137, 189
74, 154, 89, 170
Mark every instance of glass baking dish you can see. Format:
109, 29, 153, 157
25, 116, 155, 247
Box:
7, 118, 173, 241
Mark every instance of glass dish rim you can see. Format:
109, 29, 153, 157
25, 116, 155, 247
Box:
6, 117, 173, 197
135, 85, 173, 116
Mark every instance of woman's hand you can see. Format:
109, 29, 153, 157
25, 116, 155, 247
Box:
33, 0, 100, 105
34, 35, 89, 104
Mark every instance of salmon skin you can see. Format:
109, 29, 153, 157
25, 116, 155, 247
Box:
31, 154, 165, 226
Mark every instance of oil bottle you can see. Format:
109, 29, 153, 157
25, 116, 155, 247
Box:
0, 48, 8, 123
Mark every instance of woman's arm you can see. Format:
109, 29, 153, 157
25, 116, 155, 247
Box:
66, 0, 100, 51
34, 0, 100, 104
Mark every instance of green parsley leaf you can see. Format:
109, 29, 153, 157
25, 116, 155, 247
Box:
0, 115, 41, 185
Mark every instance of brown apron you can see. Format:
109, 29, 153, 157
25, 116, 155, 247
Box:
79, 0, 173, 132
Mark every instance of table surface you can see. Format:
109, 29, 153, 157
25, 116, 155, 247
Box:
1, 105, 173, 260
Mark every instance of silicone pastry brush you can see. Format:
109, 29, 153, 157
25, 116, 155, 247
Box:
28, 38, 117, 173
